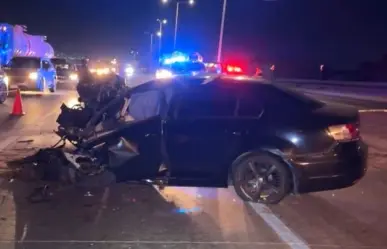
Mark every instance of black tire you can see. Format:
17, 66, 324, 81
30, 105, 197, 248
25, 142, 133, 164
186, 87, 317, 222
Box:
0, 83, 8, 104
232, 152, 291, 204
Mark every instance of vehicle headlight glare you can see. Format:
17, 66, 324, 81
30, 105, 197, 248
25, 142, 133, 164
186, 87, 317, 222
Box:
125, 67, 134, 76
3, 76, 8, 85
29, 72, 38, 80
156, 69, 173, 79
69, 74, 78, 81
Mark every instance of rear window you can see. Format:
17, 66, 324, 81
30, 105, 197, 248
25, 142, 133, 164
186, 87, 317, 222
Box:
176, 89, 236, 119
8, 57, 40, 69
51, 58, 67, 65
51, 58, 72, 69
270, 85, 324, 110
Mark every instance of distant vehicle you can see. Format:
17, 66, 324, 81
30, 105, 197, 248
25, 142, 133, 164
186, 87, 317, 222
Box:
205, 62, 222, 74
32, 75, 368, 205
156, 52, 207, 79
0, 69, 8, 103
89, 60, 117, 77
0, 24, 54, 66
3, 56, 57, 92
51, 58, 79, 84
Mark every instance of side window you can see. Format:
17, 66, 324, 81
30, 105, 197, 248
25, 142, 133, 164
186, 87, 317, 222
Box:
237, 96, 264, 118
176, 90, 236, 119
128, 90, 165, 121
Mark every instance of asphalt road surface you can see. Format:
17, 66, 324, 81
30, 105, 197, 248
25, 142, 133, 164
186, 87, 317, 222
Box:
0, 82, 386, 249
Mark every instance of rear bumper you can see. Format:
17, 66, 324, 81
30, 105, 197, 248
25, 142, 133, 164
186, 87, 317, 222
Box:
57, 79, 78, 84
289, 140, 368, 193
9, 78, 37, 89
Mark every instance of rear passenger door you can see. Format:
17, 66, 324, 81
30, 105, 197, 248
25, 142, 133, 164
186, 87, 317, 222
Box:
165, 87, 239, 187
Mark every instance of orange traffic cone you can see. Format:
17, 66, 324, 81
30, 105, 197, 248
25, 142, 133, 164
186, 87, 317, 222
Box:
10, 89, 25, 116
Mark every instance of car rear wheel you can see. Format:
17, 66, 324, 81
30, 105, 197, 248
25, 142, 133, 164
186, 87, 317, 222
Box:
0, 83, 8, 104
232, 152, 291, 204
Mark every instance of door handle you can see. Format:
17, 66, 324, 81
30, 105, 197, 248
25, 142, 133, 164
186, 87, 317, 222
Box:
232, 131, 242, 136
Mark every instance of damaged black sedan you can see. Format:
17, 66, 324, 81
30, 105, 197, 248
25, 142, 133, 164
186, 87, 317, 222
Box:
9, 76, 368, 204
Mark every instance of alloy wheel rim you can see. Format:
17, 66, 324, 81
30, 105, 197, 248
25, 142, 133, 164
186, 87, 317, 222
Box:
240, 160, 281, 202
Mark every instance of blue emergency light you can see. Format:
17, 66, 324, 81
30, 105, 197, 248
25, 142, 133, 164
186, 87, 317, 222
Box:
161, 52, 189, 65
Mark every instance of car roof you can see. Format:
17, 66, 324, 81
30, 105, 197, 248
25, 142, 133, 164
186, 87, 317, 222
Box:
12, 56, 44, 60
130, 75, 270, 95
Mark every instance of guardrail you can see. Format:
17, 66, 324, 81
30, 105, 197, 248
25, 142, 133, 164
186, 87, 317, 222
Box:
274, 78, 387, 89
273, 78, 387, 102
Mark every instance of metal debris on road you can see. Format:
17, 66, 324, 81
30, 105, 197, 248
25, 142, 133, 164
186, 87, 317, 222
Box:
17, 139, 34, 143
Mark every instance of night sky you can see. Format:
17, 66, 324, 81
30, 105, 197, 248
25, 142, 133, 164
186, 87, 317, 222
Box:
1, 0, 387, 69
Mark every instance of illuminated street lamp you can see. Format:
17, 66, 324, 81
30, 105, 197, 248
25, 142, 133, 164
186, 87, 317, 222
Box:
156, 18, 167, 56
217, 0, 276, 62
161, 0, 195, 50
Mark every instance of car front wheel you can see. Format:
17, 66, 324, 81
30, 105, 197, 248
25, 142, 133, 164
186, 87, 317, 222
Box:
232, 152, 291, 204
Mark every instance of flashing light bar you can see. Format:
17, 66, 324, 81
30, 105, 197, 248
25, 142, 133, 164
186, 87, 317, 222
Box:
162, 55, 188, 65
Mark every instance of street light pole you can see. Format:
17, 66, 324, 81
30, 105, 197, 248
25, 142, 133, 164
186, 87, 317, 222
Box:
217, 0, 227, 62
156, 19, 167, 57
162, 0, 194, 50
158, 22, 163, 56
145, 32, 154, 67
173, 2, 180, 50
150, 33, 154, 56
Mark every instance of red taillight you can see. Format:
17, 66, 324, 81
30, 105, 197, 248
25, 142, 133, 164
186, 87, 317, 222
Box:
327, 123, 360, 142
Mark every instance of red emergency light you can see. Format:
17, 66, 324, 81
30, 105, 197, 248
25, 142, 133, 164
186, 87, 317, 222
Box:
223, 64, 243, 75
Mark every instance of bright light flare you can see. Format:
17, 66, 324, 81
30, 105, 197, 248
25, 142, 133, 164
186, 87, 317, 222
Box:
28, 72, 38, 80
188, 0, 195, 5
3, 76, 8, 85
161, 0, 168, 3
157, 31, 162, 37
96, 68, 110, 75
125, 66, 134, 76
156, 69, 173, 79
162, 19, 167, 24
69, 73, 78, 81
66, 98, 81, 108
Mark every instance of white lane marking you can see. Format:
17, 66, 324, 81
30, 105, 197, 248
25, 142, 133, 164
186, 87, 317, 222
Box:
0, 136, 19, 151
249, 203, 310, 249
20, 224, 28, 242
359, 109, 387, 113
93, 187, 110, 224
0, 240, 383, 248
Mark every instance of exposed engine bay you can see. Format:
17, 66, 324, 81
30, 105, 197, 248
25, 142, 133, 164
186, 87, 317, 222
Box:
7, 76, 172, 202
